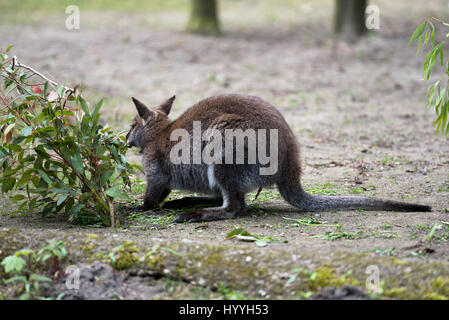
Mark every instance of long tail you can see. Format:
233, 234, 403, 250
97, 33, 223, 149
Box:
278, 182, 431, 212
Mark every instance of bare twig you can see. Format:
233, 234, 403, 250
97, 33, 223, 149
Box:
12, 56, 74, 94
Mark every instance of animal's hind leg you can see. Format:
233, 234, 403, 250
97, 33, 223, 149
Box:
172, 191, 246, 223
162, 196, 223, 209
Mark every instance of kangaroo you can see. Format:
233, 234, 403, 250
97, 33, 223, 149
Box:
126, 94, 431, 223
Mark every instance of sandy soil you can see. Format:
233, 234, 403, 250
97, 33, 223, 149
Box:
0, 0, 448, 299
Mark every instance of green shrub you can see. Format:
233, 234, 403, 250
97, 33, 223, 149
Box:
0, 48, 136, 227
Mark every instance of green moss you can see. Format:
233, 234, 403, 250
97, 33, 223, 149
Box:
390, 258, 407, 266
79, 241, 96, 254
145, 252, 165, 271
77, 238, 99, 263
290, 267, 360, 294
94, 252, 109, 263
383, 277, 449, 300
109, 241, 140, 270
384, 287, 407, 299
308, 267, 359, 291
429, 277, 449, 297
423, 293, 448, 300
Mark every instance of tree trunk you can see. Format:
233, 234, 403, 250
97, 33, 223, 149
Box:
334, 0, 367, 43
186, 0, 221, 35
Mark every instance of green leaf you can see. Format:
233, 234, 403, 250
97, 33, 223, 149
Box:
71, 153, 84, 175
225, 227, 274, 246
15, 249, 34, 257
423, 30, 430, 48
5, 275, 27, 284
69, 203, 84, 215
59, 146, 72, 162
19, 292, 31, 300
429, 21, 435, 47
100, 168, 115, 186
43, 81, 49, 96
426, 224, 442, 242
93, 99, 103, 119
57, 193, 69, 206
21, 126, 33, 137
10, 194, 25, 201
79, 192, 92, 202
417, 36, 422, 55
1, 177, 16, 193
226, 228, 251, 239
37, 169, 52, 185
39, 253, 53, 262
1, 255, 26, 273
79, 96, 90, 116
35, 146, 50, 159
409, 21, 427, 45
30, 274, 52, 282
56, 84, 65, 98
105, 187, 131, 200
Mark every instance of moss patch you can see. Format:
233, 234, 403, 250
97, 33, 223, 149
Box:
109, 241, 140, 270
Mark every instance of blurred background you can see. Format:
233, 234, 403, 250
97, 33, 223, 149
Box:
0, 0, 448, 176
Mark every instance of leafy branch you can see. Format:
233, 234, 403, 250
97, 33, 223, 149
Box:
410, 17, 449, 134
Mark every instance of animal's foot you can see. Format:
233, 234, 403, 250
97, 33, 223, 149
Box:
172, 210, 204, 223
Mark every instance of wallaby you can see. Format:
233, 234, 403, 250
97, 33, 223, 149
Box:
126, 94, 431, 223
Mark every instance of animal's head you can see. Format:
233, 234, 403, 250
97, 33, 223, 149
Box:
126, 95, 175, 148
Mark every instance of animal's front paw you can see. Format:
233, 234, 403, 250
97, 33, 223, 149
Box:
172, 210, 204, 223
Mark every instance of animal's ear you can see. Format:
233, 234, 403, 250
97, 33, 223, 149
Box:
132, 97, 152, 120
157, 95, 176, 116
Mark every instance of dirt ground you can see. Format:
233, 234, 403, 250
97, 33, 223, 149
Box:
0, 0, 448, 299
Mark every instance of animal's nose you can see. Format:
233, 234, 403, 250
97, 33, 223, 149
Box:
125, 133, 133, 147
